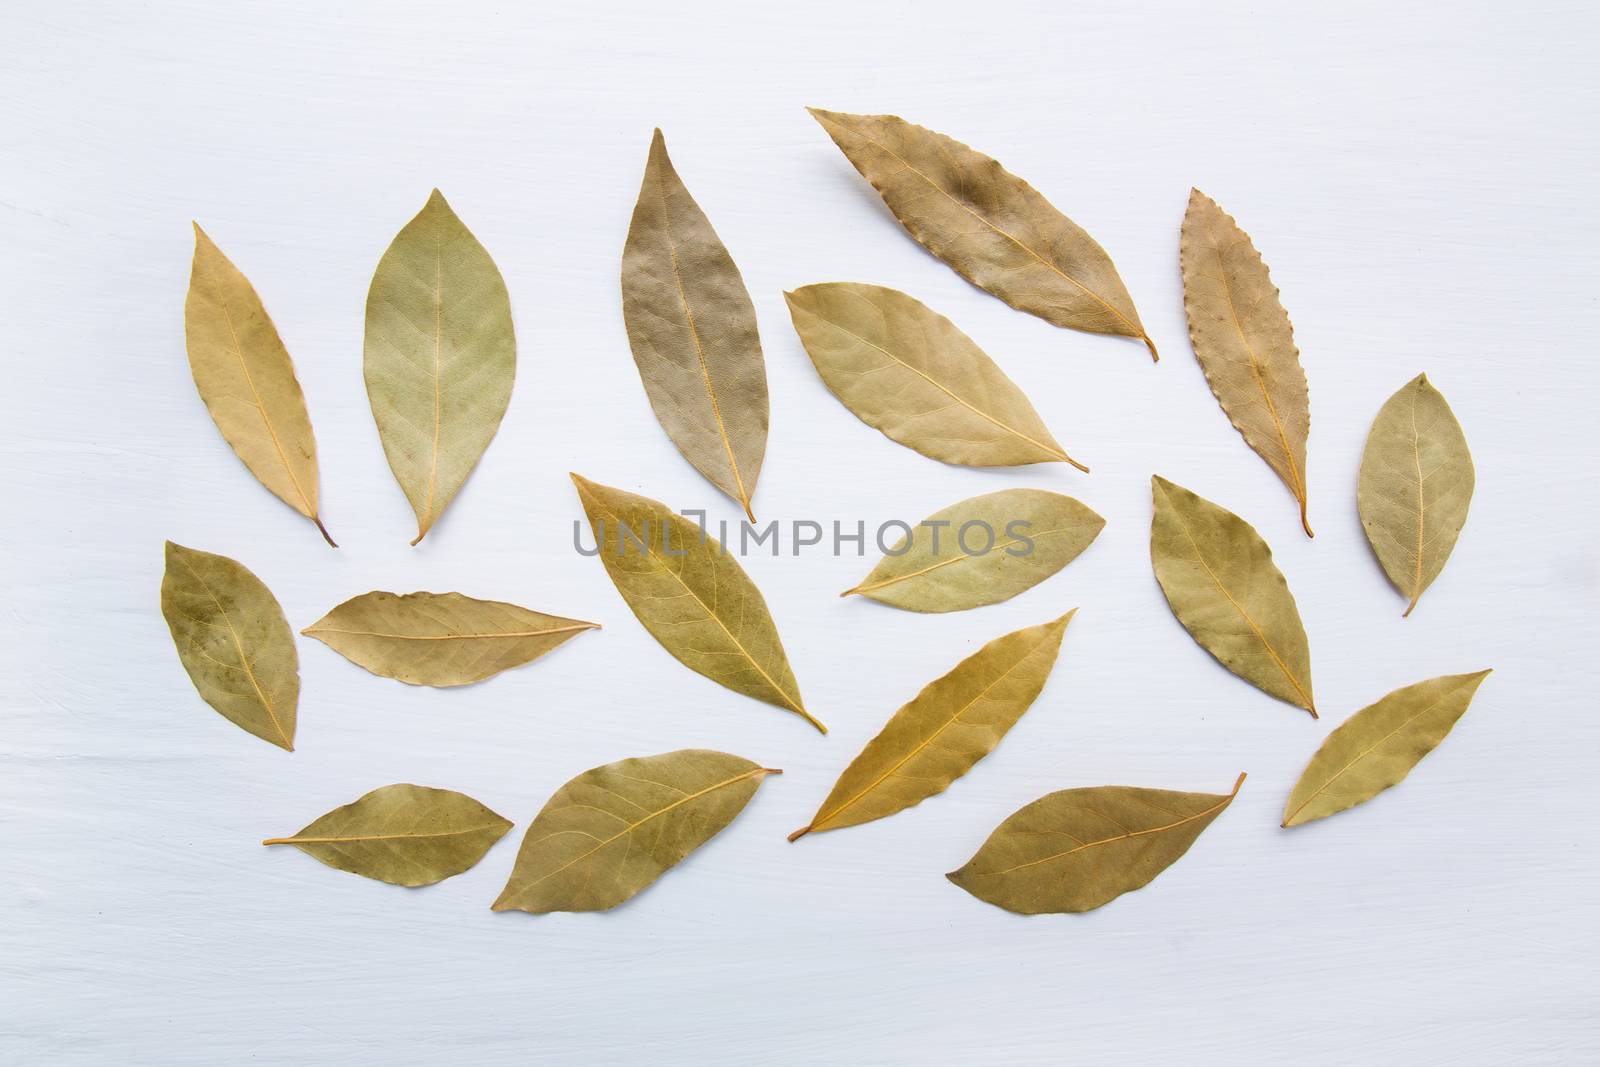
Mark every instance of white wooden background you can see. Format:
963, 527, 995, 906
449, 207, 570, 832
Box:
4, 1, 1597, 1062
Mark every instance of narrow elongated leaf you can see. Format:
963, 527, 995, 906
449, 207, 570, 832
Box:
263, 784, 512, 886
571, 475, 821, 732
160, 541, 298, 750
1357, 375, 1476, 616
791, 612, 1073, 841
622, 130, 768, 521
1150, 477, 1315, 716
844, 489, 1103, 612
808, 109, 1155, 357
301, 591, 598, 687
1181, 190, 1313, 536
364, 190, 516, 544
785, 283, 1084, 470
492, 750, 779, 913
1284, 671, 1490, 827
949, 774, 1245, 913
185, 225, 334, 546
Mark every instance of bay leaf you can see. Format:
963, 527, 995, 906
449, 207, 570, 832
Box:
364, 190, 516, 544
571, 474, 821, 732
1150, 476, 1315, 717
1357, 374, 1476, 616
263, 783, 512, 886
808, 109, 1155, 357
1283, 670, 1490, 828
791, 611, 1073, 841
160, 541, 298, 751
948, 773, 1245, 914
622, 130, 768, 521
301, 591, 598, 687
492, 749, 779, 913
785, 283, 1085, 470
185, 225, 334, 546
1180, 190, 1313, 536
843, 489, 1103, 612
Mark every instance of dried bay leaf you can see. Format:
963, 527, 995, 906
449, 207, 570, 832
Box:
808, 109, 1155, 357
492, 749, 779, 913
1180, 190, 1313, 536
160, 541, 298, 751
571, 474, 821, 732
844, 489, 1103, 612
1150, 476, 1315, 717
791, 612, 1073, 841
1283, 671, 1490, 828
785, 283, 1084, 470
948, 773, 1245, 914
622, 130, 768, 521
1357, 374, 1476, 616
185, 225, 334, 546
263, 784, 512, 886
301, 591, 598, 687
365, 190, 515, 544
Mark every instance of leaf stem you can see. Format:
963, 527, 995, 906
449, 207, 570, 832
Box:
313, 515, 338, 548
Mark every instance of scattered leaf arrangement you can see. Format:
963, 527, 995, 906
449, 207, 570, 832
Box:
166, 115, 1487, 917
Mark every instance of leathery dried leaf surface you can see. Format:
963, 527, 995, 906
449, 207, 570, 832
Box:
493, 750, 778, 913
160, 541, 298, 751
1150, 476, 1315, 717
571, 474, 820, 732
301, 591, 598, 687
264, 784, 512, 887
792, 612, 1073, 840
948, 774, 1245, 914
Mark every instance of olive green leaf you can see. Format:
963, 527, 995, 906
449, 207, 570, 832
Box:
622, 130, 768, 521
1357, 374, 1476, 616
843, 489, 1103, 612
791, 612, 1073, 841
784, 283, 1084, 470
808, 109, 1155, 358
301, 591, 598, 687
263, 784, 512, 886
364, 190, 515, 544
1283, 671, 1490, 828
571, 474, 821, 732
1180, 190, 1313, 536
1150, 477, 1315, 716
948, 773, 1245, 914
160, 541, 298, 751
185, 225, 334, 546
492, 749, 779, 913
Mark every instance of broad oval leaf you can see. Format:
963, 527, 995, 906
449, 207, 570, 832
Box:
301, 591, 599, 687
1357, 374, 1476, 616
1150, 476, 1315, 716
571, 474, 821, 732
1283, 671, 1490, 828
843, 489, 1103, 612
791, 612, 1073, 841
809, 109, 1155, 357
1180, 190, 1313, 536
622, 130, 768, 521
785, 283, 1084, 470
263, 783, 512, 886
492, 749, 779, 913
948, 773, 1245, 914
364, 190, 516, 544
185, 225, 333, 546
160, 541, 298, 750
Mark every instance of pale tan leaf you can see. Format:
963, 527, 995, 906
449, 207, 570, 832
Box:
301, 591, 598, 687
622, 130, 768, 521
492, 750, 778, 913
1180, 190, 1312, 536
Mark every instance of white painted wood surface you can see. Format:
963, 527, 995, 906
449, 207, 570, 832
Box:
4, 1, 1597, 1062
